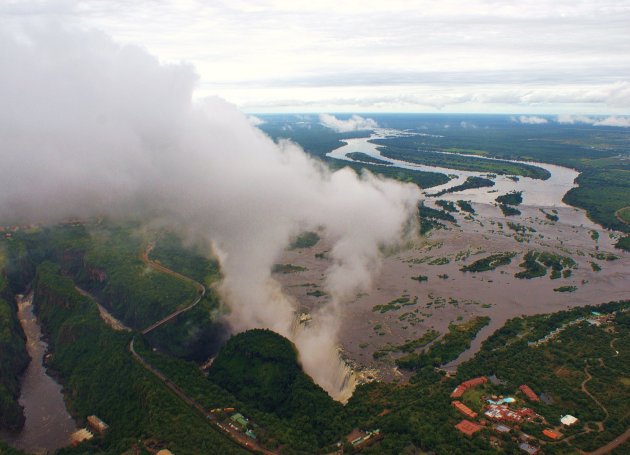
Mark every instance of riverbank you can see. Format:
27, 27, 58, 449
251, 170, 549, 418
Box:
0, 294, 76, 454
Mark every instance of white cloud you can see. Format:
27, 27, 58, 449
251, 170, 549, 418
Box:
594, 116, 630, 127
4, 0, 629, 113
516, 115, 548, 124
247, 115, 265, 126
319, 114, 378, 132
556, 114, 630, 127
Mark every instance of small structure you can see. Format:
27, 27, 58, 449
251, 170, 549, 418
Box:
452, 401, 478, 419
345, 428, 383, 450
493, 424, 511, 433
543, 429, 562, 440
518, 442, 540, 455
70, 428, 94, 446
561, 414, 578, 426
230, 412, 249, 429
87, 415, 109, 435
156, 450, 174, 455
455, 419, 483, 437
519, 385, 540, 402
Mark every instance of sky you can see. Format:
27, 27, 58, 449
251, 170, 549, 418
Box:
1, 0, 630, 114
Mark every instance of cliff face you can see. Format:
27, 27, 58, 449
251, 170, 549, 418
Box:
0, 274, 29, 431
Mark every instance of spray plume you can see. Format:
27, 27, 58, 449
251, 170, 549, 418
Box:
0, 23, 420, 399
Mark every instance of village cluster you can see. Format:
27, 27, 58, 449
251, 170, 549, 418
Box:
451, 377, 579, 454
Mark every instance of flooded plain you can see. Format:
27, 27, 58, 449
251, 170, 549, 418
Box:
274, 132, 630, 383
0, 294, 76, 454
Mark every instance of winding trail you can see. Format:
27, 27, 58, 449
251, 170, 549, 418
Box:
129, 243, 278, 455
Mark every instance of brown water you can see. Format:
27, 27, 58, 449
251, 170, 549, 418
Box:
0, 294, 76, 454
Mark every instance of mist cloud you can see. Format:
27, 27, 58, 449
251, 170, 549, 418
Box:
514, 115, 548, 124
319, 113, 378, 132
0, 23, 420, 400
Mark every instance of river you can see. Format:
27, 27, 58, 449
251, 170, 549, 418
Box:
0, 294, 76, 454
327, 129, 580, 207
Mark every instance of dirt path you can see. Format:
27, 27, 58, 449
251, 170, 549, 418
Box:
581, 360, 609, 423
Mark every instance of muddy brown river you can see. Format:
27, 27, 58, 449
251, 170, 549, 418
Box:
0, 294, 76, 454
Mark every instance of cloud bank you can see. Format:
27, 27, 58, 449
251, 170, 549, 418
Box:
0, 23, 420, 399
556, 114, 630, 127
515, 115, 548, 124
319, 114, 378, 132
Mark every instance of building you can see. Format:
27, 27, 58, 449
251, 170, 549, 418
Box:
543, 429, 562, 440
450, 376, 488, 398
519, 384, 540, 402
454, 419, 483, 437
561, 414, 578, 426
156, 450, 174, 455
345, 428, 383, 449
493, 424, 511, 433
70, 428, 94, 446
484, 405, 543, 424
87, 415, 109, 434
518, 442, 540, 455
452, 401, 478, 419
230, 412, 249, 429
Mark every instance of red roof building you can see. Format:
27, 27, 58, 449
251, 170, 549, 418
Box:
543, 429, 562, 440
450, 377, 488, 398
450, 386, 466, 398
519, 384, 540, 402
452, 401, 478, 419
455, 419, 483, 437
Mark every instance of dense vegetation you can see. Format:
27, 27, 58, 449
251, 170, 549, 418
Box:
0, 267, 29, 431
396, 316, 490, 371
495, 191, 523, 206
460, 252, 517, 272
31, 262, 247, 455
418, 203, 456, 234
515, 251, 576, 279
456, 301, 630, 453
207, 329, 346, 449
288, 231, 320, 249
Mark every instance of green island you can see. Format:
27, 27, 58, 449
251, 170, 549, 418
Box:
429, 176, 495, 197
288, 231, 320, 249
456, 200, 475, 214
460, 252, 517, 272
514, 251, 576, 280
271, 263, 307, 274
495, 191, 523, 206
346, 152, 391, 165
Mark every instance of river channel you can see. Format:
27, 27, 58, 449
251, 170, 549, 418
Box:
0, 294, 76, 454
327, 129, 580, 207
